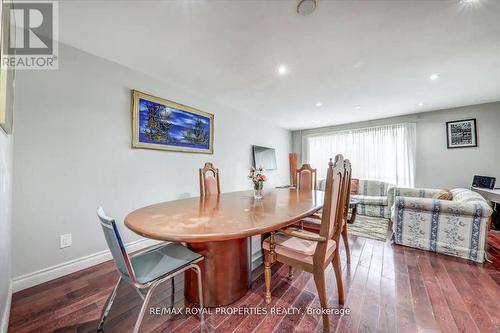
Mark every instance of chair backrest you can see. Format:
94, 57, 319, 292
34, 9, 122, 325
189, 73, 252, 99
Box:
199, 162, 220, 196
297, 164, 317, 191
97, 207, 136, 281
341, 159, 352, 232
318, 155, 347, 241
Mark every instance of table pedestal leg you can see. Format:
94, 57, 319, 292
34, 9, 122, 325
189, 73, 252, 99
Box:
185, 238, 249, 307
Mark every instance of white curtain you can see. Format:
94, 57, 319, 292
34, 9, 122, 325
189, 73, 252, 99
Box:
304, 123, 416, 187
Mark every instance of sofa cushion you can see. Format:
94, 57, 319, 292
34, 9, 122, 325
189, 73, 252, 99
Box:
358, 180, 391, 196
352, 195, 388, 206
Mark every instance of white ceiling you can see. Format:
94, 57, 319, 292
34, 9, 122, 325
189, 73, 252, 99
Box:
58, 0, 500, 130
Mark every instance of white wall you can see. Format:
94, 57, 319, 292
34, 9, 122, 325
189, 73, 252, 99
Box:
293, 102, 500, 189
0, 130, 13, 333
414, 104, 500, 188
0, 61, 15, 332
12, 43, 291, 281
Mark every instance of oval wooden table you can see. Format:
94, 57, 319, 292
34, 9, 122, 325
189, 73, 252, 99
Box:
125, 189, 324, 307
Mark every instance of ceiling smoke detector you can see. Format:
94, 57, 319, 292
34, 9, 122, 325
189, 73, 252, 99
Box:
297, 0, 317, 16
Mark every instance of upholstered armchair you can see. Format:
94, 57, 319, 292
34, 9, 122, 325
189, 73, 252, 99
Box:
319, 179, 394, 218
391, 188, 493, 263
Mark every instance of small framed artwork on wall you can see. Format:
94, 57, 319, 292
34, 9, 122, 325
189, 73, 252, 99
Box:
132, 90, 214, 154
446, 118, 477, 149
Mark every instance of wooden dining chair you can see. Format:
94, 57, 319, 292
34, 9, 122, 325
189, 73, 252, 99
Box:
199, 162, 220, 196
296, 163, 317, 191
301, 160, 353, 262
295, 163, 317, 230
262, 155, 350, 333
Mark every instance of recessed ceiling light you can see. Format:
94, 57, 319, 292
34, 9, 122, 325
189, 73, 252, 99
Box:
430, 73, 440, 81
278, 65, 288, 75
354, 105, 361, 110
297, 0, 317, 16
315, 102, 323, 107
459, 0, 477, 4
418, 102, 424, 107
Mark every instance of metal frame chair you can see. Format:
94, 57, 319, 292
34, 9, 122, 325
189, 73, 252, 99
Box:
97, 207, 204, 332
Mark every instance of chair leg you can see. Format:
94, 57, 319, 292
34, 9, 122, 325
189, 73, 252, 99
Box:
342, 225, 350, 263
287, 266, 293, 281
132, 285, 157, 333
98, 276, 121, 331
170, 277, 176, 308
313, 269, 330, 333
332, 249, 345, 305
192, 265, 205, 325
264, 260, 272, 304
135, 287, 145, 300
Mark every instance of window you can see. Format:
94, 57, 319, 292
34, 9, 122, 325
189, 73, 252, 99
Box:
304, 123, 416, 187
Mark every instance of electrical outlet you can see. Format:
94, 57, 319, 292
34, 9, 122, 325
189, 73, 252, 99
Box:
60, 234, 72, 248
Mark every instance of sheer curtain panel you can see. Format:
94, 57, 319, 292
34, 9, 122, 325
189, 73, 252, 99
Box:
304, 123, 416, 187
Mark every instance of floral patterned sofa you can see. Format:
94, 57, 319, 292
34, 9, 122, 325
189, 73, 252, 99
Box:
351, 180, 394, 218
391, 187, 493, 263
319, 179, 394, 218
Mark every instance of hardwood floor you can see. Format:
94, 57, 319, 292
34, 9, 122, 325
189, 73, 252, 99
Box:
8, 232, 500, 333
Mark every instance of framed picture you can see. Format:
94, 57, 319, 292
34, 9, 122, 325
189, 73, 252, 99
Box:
132, 90, 214, 154
446, 118, 477, 149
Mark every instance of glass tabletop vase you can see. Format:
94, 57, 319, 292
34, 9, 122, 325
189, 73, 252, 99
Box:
253, 181, 264, 200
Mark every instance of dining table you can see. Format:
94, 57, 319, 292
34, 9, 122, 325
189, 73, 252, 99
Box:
125, 188, 324, 307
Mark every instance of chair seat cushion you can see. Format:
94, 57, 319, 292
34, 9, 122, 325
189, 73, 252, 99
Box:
131, 243, 202, 284
301, 216, 321, 230
351, 195, 388, 206
262, 231, 336, 265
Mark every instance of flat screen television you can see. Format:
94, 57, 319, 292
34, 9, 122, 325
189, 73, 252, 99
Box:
253, 145, 277, 170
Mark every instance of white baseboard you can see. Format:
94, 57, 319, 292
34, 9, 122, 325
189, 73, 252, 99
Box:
12, 237, 263, 294
12, 238, 162, 292
0, 280, 12, 333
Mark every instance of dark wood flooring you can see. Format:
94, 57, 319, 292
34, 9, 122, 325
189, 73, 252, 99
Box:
8, 232, 500, 333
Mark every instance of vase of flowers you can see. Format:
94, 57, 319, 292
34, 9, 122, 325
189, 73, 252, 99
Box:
248, 166, 267, 200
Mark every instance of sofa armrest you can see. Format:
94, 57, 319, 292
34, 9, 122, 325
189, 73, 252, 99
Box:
387, 186, 396, 209
393, 196, 493, 217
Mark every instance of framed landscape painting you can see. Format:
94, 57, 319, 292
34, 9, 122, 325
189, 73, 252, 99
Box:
132, 90, 214, 154
446, 118, 477, 149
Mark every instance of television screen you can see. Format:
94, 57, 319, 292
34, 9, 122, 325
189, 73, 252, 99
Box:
253, 145, 277, 170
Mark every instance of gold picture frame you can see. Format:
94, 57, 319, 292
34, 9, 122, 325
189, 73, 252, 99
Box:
132, 90, 214, 154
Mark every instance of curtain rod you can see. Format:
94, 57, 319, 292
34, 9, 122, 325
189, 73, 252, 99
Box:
301, 122, 415, 138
